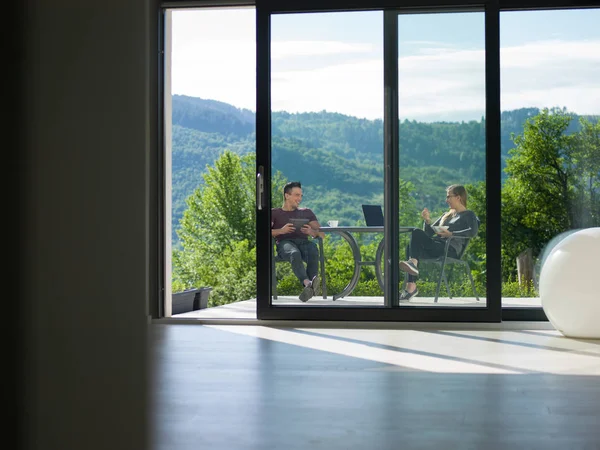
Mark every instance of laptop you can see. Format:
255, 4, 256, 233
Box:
362, 204, 384, 227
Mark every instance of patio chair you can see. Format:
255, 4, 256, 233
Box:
411, 235, 480, 303
272, 237, 327, 300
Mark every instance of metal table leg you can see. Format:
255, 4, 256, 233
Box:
332, 231, 362, 300
375, 238, 385, 292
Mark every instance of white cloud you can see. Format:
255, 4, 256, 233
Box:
500, 40, 600, 115
398, 49, 486, 120
501, 40, 600, 68
271, 41, 375, 59
403, 40, 457, 48
272, 58, 383, 119
170, 9, 257, 111
169, 13, 600, 122
269, 46, 486, 120
171, 38, 256, 110
269, 39, 600, 120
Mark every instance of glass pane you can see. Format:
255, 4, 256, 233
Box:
500, 9, 600, 308
270, 11, 385, 306
167, 9, 258, 318
398, 12, 487, 307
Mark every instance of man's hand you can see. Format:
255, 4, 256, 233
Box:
300, 224, 315, 237
281, 223, 295, 234
271, 222, 295, 238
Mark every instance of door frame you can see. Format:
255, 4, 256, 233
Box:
158, 0, 596, 320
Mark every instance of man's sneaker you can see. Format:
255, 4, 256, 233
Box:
311, 275, 321, 296
299, 284, 314, 302
399, 260, 419, 276
399, 288, 418, 302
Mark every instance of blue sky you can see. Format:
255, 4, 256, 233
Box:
170, 8, 600, 122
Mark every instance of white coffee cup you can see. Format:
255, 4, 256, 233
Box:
327, 220, 339, 227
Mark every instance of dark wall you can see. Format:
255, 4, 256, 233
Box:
17, 0, 156, 448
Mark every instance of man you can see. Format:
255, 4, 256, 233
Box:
271, 181, 325, 302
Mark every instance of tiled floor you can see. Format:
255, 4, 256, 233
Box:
151, 323, 600, 450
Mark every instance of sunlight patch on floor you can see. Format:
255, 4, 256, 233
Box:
206, 325, 600, 375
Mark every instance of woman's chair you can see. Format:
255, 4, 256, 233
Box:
272, 237, 327, 299
415, 235, 480, 303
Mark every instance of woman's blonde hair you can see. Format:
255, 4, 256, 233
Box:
440, 184, 468, 225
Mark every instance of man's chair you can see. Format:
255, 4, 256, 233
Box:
414, 235, 480, 303
272, 238, 327, 299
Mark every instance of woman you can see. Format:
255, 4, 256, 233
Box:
399, 184, 479, 301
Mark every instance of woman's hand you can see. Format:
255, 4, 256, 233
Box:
421, 208, 431, 223
437, 228, 452, 238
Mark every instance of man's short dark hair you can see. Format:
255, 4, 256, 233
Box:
283, 181, 302, 197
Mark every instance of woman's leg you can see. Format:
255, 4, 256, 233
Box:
407, 229, 441, 261
402, 229, 448, 284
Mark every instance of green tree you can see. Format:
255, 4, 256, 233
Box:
173, 150, 288, 305
463, 181, 486, 282
572, 117, 600, 227
501, 109, 600, 280
502, 108, 575, 268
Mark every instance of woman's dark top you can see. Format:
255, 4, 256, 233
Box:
424, 209, 479, 257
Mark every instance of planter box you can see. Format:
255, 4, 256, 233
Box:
172, 287, 212, 315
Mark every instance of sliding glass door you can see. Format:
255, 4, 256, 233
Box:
256, 1, 501, 322
396, 11, 488, 310
268, 10, 386, 309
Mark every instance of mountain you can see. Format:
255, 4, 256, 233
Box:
170, 94, 595, 245
172, 95, 254, 136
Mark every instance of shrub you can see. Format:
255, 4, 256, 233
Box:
502, 280, 538, 298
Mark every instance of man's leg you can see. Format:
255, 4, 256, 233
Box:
277, 240, 314, 302
298, 240, 321, 296
298, 240, 319, 280
277, 240, 309, 285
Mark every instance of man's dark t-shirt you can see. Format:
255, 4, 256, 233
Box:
271, 207, 318, 244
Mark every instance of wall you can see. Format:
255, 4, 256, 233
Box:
17, 0, 156, 448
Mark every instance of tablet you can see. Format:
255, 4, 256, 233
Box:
289, 218, 310, 230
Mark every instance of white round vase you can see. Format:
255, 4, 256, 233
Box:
539, 227, 600, 338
